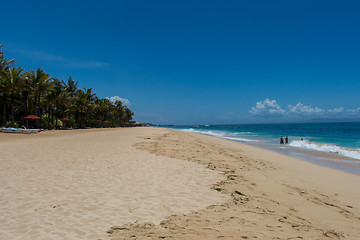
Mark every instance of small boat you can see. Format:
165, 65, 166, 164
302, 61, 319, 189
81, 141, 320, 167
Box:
58, 126, 72, 130
0, 128, 42, 134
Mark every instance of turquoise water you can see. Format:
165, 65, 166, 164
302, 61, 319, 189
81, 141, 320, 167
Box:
166, 122, 360, 175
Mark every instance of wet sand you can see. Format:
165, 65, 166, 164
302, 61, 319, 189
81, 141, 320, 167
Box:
254, 141, 360, 175
1, 127, 360, 239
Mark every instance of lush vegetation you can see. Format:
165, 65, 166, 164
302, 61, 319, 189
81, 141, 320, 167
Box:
0, 44, 134, 129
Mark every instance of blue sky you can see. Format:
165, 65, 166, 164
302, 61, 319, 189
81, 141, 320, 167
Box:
2, 0, 360, 124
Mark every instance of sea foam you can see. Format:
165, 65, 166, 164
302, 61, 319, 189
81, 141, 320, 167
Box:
183, 128, 226, 137
289, 140, 360, 160
182, 128, 257, 142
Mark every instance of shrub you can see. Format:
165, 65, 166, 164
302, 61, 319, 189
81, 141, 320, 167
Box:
40, 114, 63, 129
6, 121, 19, 128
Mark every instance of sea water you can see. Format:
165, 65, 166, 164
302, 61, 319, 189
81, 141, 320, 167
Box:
166, 122, 360, 175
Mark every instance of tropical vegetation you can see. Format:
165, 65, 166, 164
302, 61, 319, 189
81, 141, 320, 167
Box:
0, 44, 134, 129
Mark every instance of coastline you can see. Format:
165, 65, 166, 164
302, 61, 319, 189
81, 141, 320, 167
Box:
172, 126, 360, 176
1, 127, 360, 239
244, 138, 360, 176
112, 128, 360, 239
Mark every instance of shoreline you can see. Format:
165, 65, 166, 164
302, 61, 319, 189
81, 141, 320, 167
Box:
1, 127, 360, 239
112, 128, 360, 239
248, 139, 360, 176
171, 127, 360, 176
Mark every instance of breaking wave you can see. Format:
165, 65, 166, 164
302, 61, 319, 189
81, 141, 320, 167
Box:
182, 128, 257, 142
289, 140, 360, 160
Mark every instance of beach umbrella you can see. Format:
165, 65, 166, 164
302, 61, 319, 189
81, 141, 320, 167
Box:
23, 115, 40, 129
24, 115, 40, 119
59, 118, 70, 128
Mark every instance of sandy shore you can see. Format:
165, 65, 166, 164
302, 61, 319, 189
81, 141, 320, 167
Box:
1, 127, 359, 239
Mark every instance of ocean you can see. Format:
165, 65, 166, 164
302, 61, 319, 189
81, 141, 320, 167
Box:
166, 122, 360, 175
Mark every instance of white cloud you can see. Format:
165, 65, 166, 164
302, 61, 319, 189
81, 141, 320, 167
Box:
328, 107, 344, 113
287, 103, 324, 117
347, 107, 360, 115
249, 99, 354, 119
107, 96, 131, 106
249, 98, 286, 117
327, 107, 344, 116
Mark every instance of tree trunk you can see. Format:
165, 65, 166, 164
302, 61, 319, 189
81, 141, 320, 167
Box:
80, 107, 83, 128
25, 96, 28, 117
33, 94, 37, 115
38, 93, 41, 116
2, 93, 6, 126
37, 93, 41, 128
47, 106, 51, 130
25, 80, 28, 117
55, 101, 59, 130
11, 93, 15, 127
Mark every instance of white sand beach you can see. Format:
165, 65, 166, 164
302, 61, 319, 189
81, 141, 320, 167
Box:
1, 127, 359, 239
0, 128, 228, 239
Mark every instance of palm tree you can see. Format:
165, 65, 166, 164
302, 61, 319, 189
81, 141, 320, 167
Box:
114, 100, 124, 125
123, 106, 134, 122
84, 88, 96, 123
64, 76, 79, 124
74, 88, 94, 128
0, 44, 16, 126
0, 67, 28, 126
66, 76, 78, 98
0, 45, 136, 129
97, 98, 112, 121
0, 44, 15, 73
43, 85, 56, 129
23, 76, 30, 117
29, 68, 53, 117
0, 74, 7, 126
57, 85, 71, 121
51, 79, 68, 129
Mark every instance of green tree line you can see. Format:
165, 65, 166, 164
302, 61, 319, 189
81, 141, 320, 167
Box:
0, 44, 134, 129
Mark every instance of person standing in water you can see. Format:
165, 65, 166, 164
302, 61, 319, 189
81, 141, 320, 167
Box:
280, 136, 284, 144
285, 136, 289, 144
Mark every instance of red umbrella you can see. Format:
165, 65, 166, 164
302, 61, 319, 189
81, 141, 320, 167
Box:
24, 115, 40, 119
60, 118, 70, 121
103, 120, 110, 123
